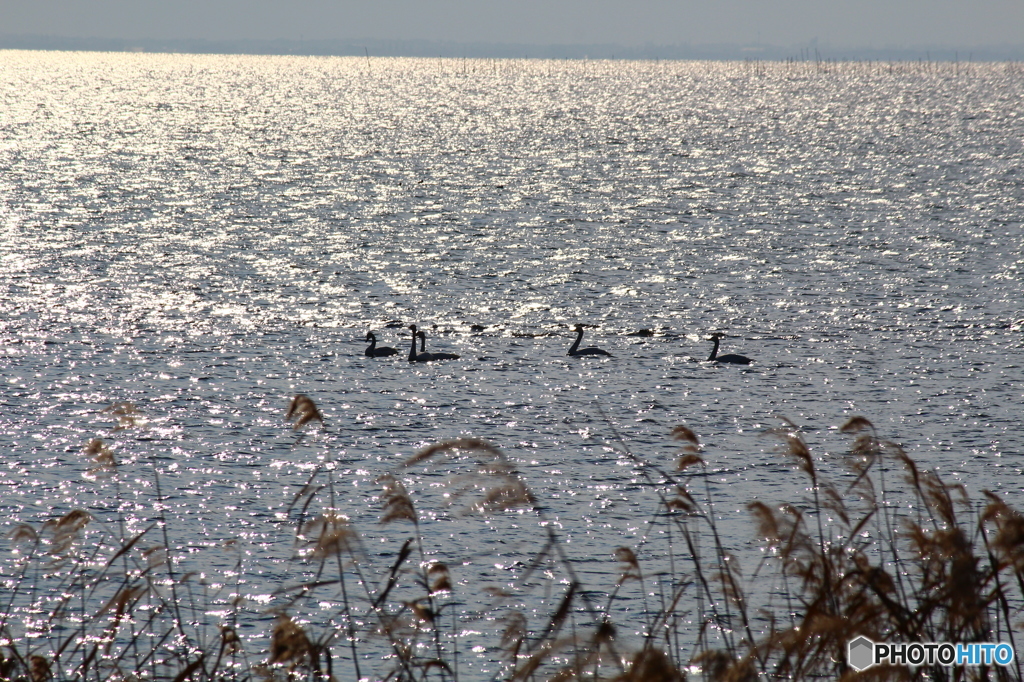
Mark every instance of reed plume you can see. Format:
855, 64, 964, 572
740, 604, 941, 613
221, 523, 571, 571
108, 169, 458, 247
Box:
285, 394, 324, 430
2, 411, 1021, 681
102, 401, 143, 430
82, 438, 117, 478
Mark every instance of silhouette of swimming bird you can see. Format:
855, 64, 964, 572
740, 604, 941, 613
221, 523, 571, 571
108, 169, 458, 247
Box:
417, 331, 461, 360
407, 325, 460, 362
707, 333, 752, 365
365, 331, 399, 357
568, 324, 611, 357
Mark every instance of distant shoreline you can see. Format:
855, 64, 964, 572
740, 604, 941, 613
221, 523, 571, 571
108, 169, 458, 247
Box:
2, 34, 1022, 62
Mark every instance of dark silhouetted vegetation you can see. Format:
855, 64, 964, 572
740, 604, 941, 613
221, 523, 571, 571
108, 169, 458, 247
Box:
1, 398, 1021, 680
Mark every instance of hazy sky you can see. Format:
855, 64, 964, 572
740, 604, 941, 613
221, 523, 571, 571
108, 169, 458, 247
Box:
4, 0, 1022, 49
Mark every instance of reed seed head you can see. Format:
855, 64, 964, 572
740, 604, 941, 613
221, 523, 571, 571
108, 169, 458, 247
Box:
428, 562, 452, 593
29, 655, 51, 682
615, 546, 642, 585
8, 523, 38, 545
839, 416, 875, 434
500, 611, 527, 655
300, 513, 359, 558
377, 473, 417, 525
83, 438, 117, 478
405, 599, 436, 623
667, 485, 697, 513
103, 402, 143, 430
284, 394, 323, 430
269, 614, 311, 665
42, 510, 92, 556
404, 437, 504, 467
670, 425, 700, 447
220, 625, 241, 655
616, 648, 684, 682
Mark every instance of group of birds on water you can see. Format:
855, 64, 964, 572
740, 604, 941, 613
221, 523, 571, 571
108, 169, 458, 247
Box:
365, 325, 461, 362
365, 324, 753, 365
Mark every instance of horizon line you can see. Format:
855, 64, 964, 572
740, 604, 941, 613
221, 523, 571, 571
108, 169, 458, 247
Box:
3, 34, 1023, 62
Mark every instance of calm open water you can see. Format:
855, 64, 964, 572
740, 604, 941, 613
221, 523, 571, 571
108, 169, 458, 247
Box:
1, 51, 1022, 677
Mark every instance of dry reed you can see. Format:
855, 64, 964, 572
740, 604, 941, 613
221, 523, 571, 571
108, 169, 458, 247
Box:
0, 402, 1020, 681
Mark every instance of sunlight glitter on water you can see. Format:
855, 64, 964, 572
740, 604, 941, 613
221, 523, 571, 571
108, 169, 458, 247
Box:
1, 52, 1022, 677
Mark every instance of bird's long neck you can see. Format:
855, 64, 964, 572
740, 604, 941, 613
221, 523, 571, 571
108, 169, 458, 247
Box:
708, 337, 719, 361
367, 335, 376, 353
408, 329, 417, 361
569, 328, 583, 354
419, 333, 426, 352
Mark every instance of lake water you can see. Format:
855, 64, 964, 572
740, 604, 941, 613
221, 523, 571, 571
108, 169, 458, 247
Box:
0, 51, 1022, 678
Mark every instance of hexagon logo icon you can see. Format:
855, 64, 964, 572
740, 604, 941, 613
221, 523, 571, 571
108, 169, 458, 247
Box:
848, 636, 876, 672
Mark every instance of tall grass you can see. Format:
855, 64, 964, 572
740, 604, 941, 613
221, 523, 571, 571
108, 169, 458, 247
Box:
1, 397, 1021, 680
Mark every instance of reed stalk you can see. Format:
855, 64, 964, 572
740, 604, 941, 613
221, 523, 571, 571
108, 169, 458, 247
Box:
0, 397, 1020, 681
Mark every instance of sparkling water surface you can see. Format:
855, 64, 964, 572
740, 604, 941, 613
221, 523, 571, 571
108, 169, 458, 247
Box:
1, 51, 1022, 676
